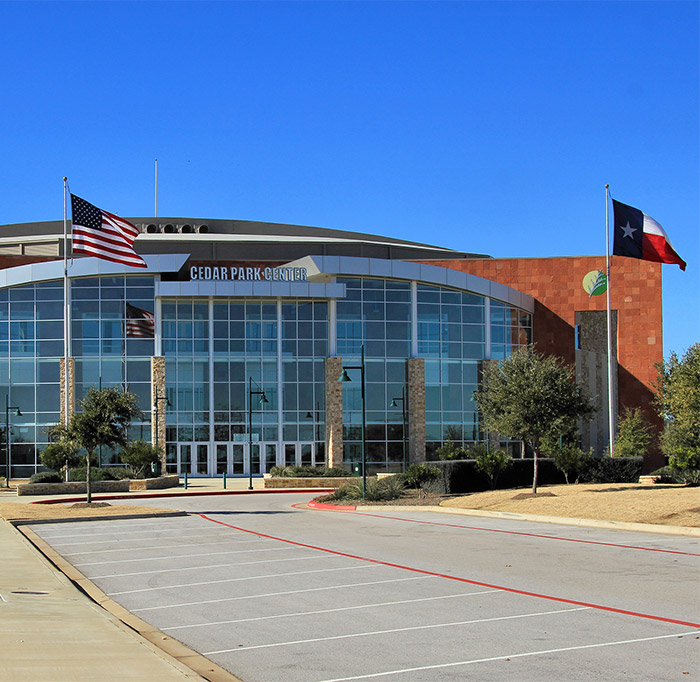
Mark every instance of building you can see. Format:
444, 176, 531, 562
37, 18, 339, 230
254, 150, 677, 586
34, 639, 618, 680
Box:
0, 217, 663, 479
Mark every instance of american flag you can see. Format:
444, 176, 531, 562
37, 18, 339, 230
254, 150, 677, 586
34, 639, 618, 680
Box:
125, 303, 155, 338
71, 194, 147, 268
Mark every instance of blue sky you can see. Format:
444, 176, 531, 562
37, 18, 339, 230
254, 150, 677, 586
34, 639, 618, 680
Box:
1, 1, 697, 356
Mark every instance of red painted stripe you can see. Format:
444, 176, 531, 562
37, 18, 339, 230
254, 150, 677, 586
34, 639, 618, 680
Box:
346, 510, 700, 558
307, 500, 357, 511
198, 512, 700, 630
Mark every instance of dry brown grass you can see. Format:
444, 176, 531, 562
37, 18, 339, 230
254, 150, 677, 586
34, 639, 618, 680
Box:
440, 483, 700, 527
0, 500, 180, 522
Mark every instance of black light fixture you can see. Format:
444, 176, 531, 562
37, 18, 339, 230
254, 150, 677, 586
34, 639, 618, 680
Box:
4, 395, 21, 488
248, 378, 268, 490
389, 386, 408, 472
338, 345, 366, 497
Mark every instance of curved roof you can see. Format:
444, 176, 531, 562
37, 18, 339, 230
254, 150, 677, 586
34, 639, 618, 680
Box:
0, 217, 490, 262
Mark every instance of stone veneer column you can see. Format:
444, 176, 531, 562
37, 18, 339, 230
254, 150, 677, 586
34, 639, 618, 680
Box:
151, 356, 167, 469
325, 357, 344, 468
59, 358, 75, 425
407, 358, 425, 464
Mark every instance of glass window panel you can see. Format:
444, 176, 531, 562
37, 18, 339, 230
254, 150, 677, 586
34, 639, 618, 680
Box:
12, 385, 35, 411
36, 301, 63, 320
10, 360, 34, 383
37, 360, 60, 383
126, 360, 150, 382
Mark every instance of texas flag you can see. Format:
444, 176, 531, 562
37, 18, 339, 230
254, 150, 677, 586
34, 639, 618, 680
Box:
612, 199, 686, 271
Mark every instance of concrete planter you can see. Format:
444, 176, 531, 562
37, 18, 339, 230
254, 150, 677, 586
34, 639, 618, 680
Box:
17, 474, 180, 496
638, 475, 660, 485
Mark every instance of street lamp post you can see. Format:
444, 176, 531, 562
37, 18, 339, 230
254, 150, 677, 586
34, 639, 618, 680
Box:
338, 344, 366, 498
390, 385, 408, 472
248, 377, 269, 491
5, 395, 21, 488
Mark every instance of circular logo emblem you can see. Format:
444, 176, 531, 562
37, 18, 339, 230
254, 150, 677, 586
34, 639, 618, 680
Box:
582, 270, 607, 296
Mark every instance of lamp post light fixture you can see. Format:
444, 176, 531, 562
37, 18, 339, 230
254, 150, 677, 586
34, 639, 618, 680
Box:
4, 395, 21, 488
248, 377, 269, 491
305, 401, 322, 463
338, 344, 366, 498
390, 385, 408, 472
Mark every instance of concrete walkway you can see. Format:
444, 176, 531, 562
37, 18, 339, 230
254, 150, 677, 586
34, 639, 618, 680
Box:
0, 478, 267, 682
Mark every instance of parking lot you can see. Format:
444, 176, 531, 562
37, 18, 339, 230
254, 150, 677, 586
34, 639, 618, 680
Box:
33, 493, 700, 682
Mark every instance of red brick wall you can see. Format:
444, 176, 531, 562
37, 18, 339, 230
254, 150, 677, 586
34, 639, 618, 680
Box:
421, 256, 664, 467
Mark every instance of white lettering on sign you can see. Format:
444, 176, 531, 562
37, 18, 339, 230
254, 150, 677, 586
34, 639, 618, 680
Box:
190, 265, 308, 282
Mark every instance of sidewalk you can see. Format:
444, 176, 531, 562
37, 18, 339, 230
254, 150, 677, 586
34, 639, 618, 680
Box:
0, 478, 262, 682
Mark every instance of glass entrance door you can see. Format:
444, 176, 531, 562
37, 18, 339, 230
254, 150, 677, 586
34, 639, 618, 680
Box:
216, 442, 278, 476
178, 443, 209, 475
283, 442, 318, 468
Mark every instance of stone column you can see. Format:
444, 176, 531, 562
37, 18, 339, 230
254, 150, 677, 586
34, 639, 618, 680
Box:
151, 356, 167, 470
325, 357, 344, 468
59, 358, 75, 425
407, 358, 425, 464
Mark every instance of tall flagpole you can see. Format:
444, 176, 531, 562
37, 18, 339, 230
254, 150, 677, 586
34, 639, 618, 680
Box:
63, 178, 70, 428
154, 159, 158, 217
605, 184, 615, 455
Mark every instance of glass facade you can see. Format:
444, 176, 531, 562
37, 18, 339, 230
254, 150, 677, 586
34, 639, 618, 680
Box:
0, 269, 532, 477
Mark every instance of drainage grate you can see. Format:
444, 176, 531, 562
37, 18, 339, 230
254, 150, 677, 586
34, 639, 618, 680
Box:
11, 590, 49, 595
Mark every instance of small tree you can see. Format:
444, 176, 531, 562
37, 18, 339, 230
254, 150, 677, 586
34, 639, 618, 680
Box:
475, 346, 594, 494
474, 449, 512, 489
435, 440, 466, 460
59, 387, 142, 503
613, 408, 654, 458
552, 444, 591, 484
119, 440, 163, 479
655, 343, 700, 482
40, 440, 81, 473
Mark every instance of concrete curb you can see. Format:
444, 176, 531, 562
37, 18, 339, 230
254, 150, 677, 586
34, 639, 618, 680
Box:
9, 511, 188, 526
17, 522, 244, 682
311, 501, 700, 537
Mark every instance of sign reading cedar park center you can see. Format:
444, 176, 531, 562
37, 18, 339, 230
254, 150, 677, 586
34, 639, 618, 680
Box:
189, 264, 308, 282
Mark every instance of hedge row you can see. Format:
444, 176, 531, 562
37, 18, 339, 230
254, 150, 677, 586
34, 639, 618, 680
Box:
425, 457, 644, 494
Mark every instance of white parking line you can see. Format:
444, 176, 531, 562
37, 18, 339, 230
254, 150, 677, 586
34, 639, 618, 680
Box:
35, 524, 208, 540
74, 545, 296, 566
132, 565, 388, 610
163, 589, 501, 631
313, 630, 700, 682
135, 575, 431, 610
45, 532, 248, 548
92, 552, 348, 579
204, 606, 590, 654
65, 539, 293, 557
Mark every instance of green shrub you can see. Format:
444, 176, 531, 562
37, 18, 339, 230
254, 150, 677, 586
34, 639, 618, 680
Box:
474, 449, 512, 489
269, 465, 351, 478
578, 456, 643, 483
29, 471, 63, 484
68, 467, 117, 482
552, 445, 591, 484
399, 464, 441, 489
119, 440, 163, 479
668, 447, 700, 485
106, 466, 132, 480
323, 476, 406, 502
